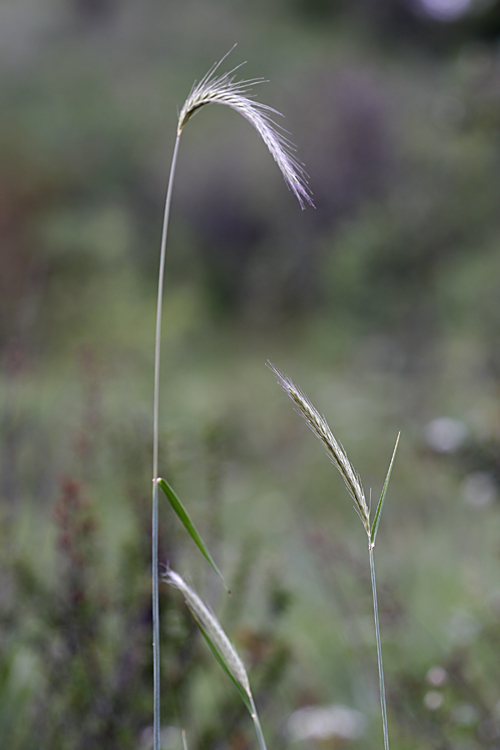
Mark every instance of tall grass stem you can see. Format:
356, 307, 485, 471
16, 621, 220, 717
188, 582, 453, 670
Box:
269, 362, 394, 750
152, 51, 311, 749
250, 697, 268, 750
152, 133, 181, 750
369, 546, 390, 750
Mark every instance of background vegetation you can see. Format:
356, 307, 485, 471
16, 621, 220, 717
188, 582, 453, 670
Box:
2, 0, 500, 748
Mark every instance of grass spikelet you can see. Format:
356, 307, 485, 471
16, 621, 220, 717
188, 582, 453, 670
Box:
164, 570, 251, 696
177, 48, 313, 209
268, 361, 370, 535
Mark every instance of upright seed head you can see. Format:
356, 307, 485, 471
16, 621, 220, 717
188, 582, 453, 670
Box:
177, 49, 313, 210
269, 362, 370, 536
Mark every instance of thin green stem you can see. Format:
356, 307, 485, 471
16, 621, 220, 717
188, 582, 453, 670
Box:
152, 133, 181, 750
368, 545, 390, 750
250, 696, 268, 750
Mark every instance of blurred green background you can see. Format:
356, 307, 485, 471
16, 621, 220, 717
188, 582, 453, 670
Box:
2, 0, 500, 748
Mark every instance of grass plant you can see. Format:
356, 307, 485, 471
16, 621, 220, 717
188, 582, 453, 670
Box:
152, 49, 312, 750
163, 570, 268, 750
268, 362, 399, 750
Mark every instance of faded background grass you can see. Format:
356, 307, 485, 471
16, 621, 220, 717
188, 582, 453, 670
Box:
2, 1, 500, 748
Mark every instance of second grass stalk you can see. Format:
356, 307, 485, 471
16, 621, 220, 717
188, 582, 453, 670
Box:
269, 361, 399, 750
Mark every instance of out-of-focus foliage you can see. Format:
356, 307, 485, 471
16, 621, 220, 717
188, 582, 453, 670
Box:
2, 0, 500, 748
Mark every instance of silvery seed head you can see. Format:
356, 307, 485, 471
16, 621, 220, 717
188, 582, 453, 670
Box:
177, 49, 313, 210
164, 569, 251, 696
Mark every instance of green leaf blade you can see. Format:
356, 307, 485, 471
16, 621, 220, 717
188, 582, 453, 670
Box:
370, 432, 400, 549
157, 478, 227, 589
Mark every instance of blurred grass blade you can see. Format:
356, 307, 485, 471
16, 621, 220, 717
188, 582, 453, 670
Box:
194, 615, 254, 714
157, 478, 227, 589
164, 570, 254, 713
165, 570, 268, 750
248, 697, 268, 750
370, 433, 400, 548
199, 626, 268, 750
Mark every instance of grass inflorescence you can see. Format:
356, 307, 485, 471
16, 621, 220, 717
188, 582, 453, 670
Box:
268, 362, 370, 535
163, 570, 268, 750
177, 48, 313, 209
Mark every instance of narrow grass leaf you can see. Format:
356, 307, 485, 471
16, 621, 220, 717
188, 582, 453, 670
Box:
157, 478, 227, 589
370, 432, 400, 549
